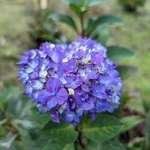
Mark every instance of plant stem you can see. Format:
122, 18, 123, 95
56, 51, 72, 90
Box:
75, 126, 85, 149
80, 14, 85, 37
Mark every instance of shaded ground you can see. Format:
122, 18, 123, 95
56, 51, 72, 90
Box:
0, 0, 150, 113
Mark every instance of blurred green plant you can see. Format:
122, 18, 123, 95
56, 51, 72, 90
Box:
49, 0, 124, 45
117, 0, 146, 12
120, 98, 150, 150
29, 8, 66, 48
0, 87, 52, 149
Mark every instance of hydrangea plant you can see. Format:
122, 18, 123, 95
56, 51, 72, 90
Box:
17, 36, 122, 126
15, 0, 138, 150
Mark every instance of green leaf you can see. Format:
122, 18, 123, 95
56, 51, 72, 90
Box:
0, 126, 7, 137
86, 0, 108, 7
6, 94, 32, 119
86, 18, 95, 32
13, 119, 36, 129
0, 119, 8, 126
116, 66, 138, 80
99, 139, 126, 150
61, 0, 82, 5
95, 15, 124, 26
86, 15, 124, 35
85, 139, 125, 150
19, 127, 75, 150
4, 87, 31, 119
0, 134, 17, 149
48, 14, 77, 31
43, 141, 75, 150
0, 87, 18, 108
30, 107, 51, 128
61, 0, 87, 12
69, 3, 88, 15
142, 99, 150, 113
145, 111, 150, 146
61, 0, 107, 7
107, 46, 135, 63
84, 140, 101, 150
63, 143, 75, 150
69, 4, 83, 15
19, 128, 48, 150
120, 116, 145, 132
121, 92, 132, 106
0, 142, 24, 150
82, 114, 123, 142
91, 25, 109, 45
40, 34, 54, 41
43, 121, 78, 145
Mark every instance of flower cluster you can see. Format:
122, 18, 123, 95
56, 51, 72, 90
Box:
18, 36, 122, 126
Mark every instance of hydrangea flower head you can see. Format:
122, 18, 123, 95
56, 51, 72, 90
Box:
18, 36, 122, 126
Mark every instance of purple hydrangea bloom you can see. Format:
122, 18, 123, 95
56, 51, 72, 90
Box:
38, 77, 68, 109
17, 36, 122, 125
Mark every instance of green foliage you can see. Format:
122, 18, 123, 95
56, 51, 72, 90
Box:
0, 87, 77, 150
69, 4, 88, 15
82, 114, 123, 142
19, 128, 48, 150
63, 143, 75, 150
19, 127, 76, 150
0, 87, 33, 148
145, 111, 150, 148
118, 0, 146, 12
120, 116, 145, 132
48, 14, 77, 31
52, 0, 124, 41
29, 9, 64, 47
0, 87, 17, 109
81, 140, 101, 150
86, 16, 123, 45
86, 15, 124, 36
61, 0, 102, 16
142, 99, 150, 113
116, 66, 138, 79
82, 139, 126, 150
107, 46, 134, 63
42, 121, 78, 145
0, 134, 17, 149
91, 25, 109, 45
30, 107, 51, 128
99, 139, 126, 150
61, 0, 108, 10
